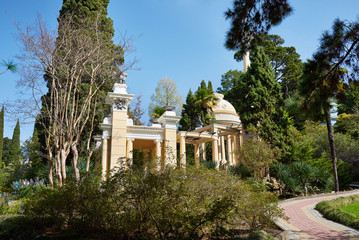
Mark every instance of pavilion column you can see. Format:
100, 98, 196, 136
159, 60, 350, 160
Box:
194, 144, 200, 167
155, 139, 162, 171
218, 137, 222, 162
227, 135, 232, 167
180, 134, 186, 168
126, 138, 134, 169
221, 136, 226, 165
212, 138, 219, 169
239, 131, 244, 163
201, 143, 206, 161
232, 135, 237, 165
101, 136, 109, 178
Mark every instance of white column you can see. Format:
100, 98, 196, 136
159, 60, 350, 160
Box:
155, 139, 162, 171
227, 135, 232, 167
180, 135, 186, 168
221, 136, 226, 165
126, 138, 134, 169
232, 135, 236, 165
101, 137, 109, 178
212, 138, 219, 169
201, 143, 206, 161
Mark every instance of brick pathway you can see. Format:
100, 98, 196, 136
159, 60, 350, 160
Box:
276, 190, 359, 239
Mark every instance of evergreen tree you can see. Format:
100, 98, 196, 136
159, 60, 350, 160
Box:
200, 80, 207, 91
0, 106, 3, 162
227, 48, 291, 155
217, 70, 243, 95
234, 34, 303, 99
225, 0, 292, 53
207, 81, 214, 94
179, 90, 198, 131
9, 119, 20, 165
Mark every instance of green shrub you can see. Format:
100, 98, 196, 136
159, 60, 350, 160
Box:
13, 185, 47, 200
202, 160, 217, 169
24, 167, 283, 239
316, 195, 359, 230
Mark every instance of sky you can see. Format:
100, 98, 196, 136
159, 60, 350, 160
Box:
0, 0, 358, 142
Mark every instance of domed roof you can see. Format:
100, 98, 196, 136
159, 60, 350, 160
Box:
211, 93, 241, 125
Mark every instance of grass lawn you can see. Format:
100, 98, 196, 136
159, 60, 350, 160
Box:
341, 202, 359, 218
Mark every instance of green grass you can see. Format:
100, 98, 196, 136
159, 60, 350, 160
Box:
341, 202, 359, 218
316, 195, 359, 230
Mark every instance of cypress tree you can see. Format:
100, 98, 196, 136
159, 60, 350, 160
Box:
9, 119, 20, 164
207, 81, 214, 94
59, 0, 123, 87
228, 48, 291, 155
200, 80, 207, 91
0, 106, 3, 162
179, 90, 198, 131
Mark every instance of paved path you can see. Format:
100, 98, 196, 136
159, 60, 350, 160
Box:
276, 190, 359, 239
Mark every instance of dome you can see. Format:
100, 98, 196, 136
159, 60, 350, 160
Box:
211, 93, 241, 125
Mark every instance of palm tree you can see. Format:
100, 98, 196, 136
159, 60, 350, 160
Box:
0, 60, 18, 75
299, 18, 359, 192
299, 59, 345, 193
194, 89, 218, 125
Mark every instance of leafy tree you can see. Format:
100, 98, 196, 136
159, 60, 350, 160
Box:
0, 106, 3, 162
149, 106, 166, 119
300, 121, 356, 189
225, 0, 292, 53
149, 77, 183, 117
334, 112, 359, 139
9, 120, 20, 165
337, 82, 359, 114
238, 138, 275, 177
227, 47, 292, 156
217, 70, 243, 94
299, 18, 359, 192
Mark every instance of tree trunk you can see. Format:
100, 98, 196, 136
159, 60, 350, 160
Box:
60, 148, 68, 184
325, 108, 340, 192
71, 143, 80, 181
48, 150, 54, 187
55, 151, 62, 186
86, 150, 93, 172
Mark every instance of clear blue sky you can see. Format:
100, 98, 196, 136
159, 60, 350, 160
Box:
0, 0, 358, 142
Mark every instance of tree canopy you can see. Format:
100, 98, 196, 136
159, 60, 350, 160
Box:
149, 77, 183, 118
225, 0, 293, 53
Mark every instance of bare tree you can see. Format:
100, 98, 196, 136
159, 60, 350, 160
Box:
12, 14, 133, 185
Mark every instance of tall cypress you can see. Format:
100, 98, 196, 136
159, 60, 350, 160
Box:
228, 47, 291, 155
0, 106, 4, 162
9, 119, 20, 164
179, 90, 198, 131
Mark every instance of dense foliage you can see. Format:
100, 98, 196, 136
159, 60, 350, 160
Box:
20, 167, 283, 239
226, 48, 292, 157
